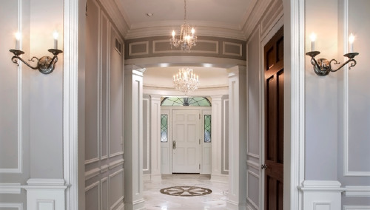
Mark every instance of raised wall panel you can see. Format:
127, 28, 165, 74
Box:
0, 203, 23, 210
109, 27, 123, 158
129, 41, 149, 56
153, 40, 219, 54
143, 98, 150, 173
0, 0, 22, 174
344, 0, 370, 176
223, 42, 243, 57
222, 99, 230, 173
101, 13, 109, 160
109, 169, 124, 210
101, 178, 108, 210
85, 0, 100, 164
247, 170, 260, 209
85, 182, 100, 210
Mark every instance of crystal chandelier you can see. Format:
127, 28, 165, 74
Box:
173, 68, 199, 94
170, 0, 197, 51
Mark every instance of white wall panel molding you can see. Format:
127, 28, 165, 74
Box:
342, 0, 370, 177
152, 40, 219, 55
0, 203, 23, 210
344, 186, 370, 197
26, 179, 67, 210
109, 151, 124, 158
0, 0, 23, 174
260, 0, 284, 39
143, 98, 150, 173
344, 206, 370, 210
0, 183, 21, 194
299, 180, 344, 210
108, 159, 124, 170
85, 168, 101, 180
247, 160, 260, 171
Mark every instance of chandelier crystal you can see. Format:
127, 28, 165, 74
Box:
170, 0, 197, 51
173, 68, 199, 94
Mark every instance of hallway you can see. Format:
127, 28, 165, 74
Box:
144, 175, 228, 210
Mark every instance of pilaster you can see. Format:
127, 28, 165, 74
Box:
227, 65, 247, 209
150, 95, 162, 181
124, 65, 145, 210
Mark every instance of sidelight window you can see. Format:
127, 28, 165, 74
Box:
204, 115, 211, 143
161, 114, 168, 142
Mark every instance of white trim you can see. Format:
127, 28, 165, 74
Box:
109, 151, 124, 158
85, 181, 100, 192
36, 200, 55, 210
344, 186, 370, 197
63, 0, 80, 209
85, 157, 100, 165
284, 0, 305, 209
27, 179, 65, 186
109, 168, 124, 179
223, 42, 243, 57
342, 0, 370, 177
0, 203, 23, 210
222, 98, 229, 173
0, 183, 21, 194
129, 41, 149, 56
101, 177, 108, 210
344, 206, 370, 210
299, 180, 344, 192
109, 159, 124, 170
247, 152, 260, 159
247, 170, 259, 209
110, 196, 124, 210
85, 168, 100, 180
247, 160, 260, 170
143, 97, 150, 172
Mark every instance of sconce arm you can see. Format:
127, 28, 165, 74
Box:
11, 55, 40, 70
330, 57, 357, 72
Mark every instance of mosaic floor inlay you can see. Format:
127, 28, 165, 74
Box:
160, 186, 212, 197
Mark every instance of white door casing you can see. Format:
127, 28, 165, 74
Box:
172, 110, 200, 173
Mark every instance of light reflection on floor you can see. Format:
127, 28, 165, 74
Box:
143, 174, 228, 210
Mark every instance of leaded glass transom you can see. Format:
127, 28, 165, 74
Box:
204, 115, 211, 143
161, 97, 211, 107
161, 114, 168, 142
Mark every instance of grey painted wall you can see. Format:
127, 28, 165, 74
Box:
84, 0, 125, 209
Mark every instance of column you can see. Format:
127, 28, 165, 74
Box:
150, 95, 162, 180
124, 65, 145, 210
227, 66, 247, 210
211, 95, 226, 182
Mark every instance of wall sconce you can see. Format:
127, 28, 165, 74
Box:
9, 31, 63, 74
306, 33, 359, 76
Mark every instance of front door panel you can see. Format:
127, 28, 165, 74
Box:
172, 110, 200, 173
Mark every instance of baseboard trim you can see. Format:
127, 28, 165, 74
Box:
211, 174, 228, 183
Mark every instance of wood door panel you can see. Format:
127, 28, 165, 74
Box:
264, 26, 284, 210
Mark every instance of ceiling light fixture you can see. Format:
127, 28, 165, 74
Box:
170, 0, 197, 52
173, 67, 199, 94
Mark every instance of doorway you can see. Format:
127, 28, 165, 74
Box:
263, 26, 284, 210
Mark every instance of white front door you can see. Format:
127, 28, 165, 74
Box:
172, 110, 200, 173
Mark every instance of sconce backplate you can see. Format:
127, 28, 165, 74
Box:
38, 56, 55, 74
311, 58, 330, 76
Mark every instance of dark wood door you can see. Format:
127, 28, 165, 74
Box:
264, 26, 284, 210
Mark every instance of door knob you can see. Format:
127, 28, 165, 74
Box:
173, 141, 176, 149
261, 164, 267, 169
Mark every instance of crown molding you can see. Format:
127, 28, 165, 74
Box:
241, 0, 273, 39
125, 21, 246, 40
99, 0, 130, 37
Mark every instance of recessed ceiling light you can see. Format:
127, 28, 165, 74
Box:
146, 13, 154, 17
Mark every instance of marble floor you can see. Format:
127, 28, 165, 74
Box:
143, 174, 229, 210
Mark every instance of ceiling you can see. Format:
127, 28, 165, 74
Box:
112, 0, 261, 40
144, 66, 228, 89
120, 0, 251, 27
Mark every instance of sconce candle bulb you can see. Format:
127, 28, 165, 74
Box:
349, 33, 355, 52
53, 31, 59, 49
15, 32, 21, 50
310, 32, 316, 51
